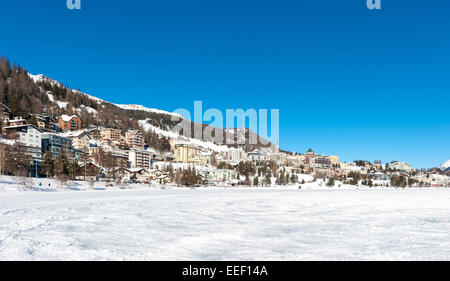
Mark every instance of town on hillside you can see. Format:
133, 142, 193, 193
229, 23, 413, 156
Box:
1, 103, 449, 188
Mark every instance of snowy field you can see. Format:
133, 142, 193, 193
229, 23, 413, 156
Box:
1, 181, 450, 260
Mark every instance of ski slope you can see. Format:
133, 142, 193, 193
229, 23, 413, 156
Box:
1, 187, 450, 260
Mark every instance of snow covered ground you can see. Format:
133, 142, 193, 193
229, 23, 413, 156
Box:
1, 180, 450, 260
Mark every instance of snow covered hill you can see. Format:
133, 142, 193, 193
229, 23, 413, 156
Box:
28, 72, 272, 153
115, 104, 182, 119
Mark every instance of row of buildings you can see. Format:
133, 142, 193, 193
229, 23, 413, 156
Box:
2, 103, 448, 187
1, 105, 153, 176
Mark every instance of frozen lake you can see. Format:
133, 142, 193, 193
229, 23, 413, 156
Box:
1, 187, 450, 260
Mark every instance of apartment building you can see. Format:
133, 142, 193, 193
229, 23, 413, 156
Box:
87, 128, 102, 140
174, 143, 203, 164
103, 128, 122, 142
247, 149, 268, 161
41, 133, 79, 159
225, 148, 247, 162
89, 147, 129, 168
2, 124, 43, 164
311, 155, 332, 169
128, 149, 151, 169
304, 150, 317, 165
58, 115, 82, 131
329, 155, 340, 165
199, 169, 238, 185
3, 124, 42, 148
125, 130, 144, 150
4, 117, 27, 128
268, 152, 287, 163
62, 130, 91, 152
27, 114, 57, 131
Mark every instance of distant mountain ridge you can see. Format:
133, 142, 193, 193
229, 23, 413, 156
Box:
440, 160, 450, 171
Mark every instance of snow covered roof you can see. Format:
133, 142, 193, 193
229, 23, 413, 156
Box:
61, 130, 90, 138
147, 169, 162, 173
59, 115, 79, 122
127, 168, 145, 173
79, 161, 102, 169
2, 124, 43, 132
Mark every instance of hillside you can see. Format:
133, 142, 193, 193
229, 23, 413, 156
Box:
0, 55, 273, 152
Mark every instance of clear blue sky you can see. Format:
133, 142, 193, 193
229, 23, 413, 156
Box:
1, 0, 449, 168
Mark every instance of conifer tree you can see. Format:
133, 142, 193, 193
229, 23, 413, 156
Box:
54, 151, 65, 176
42, 151, 54, 178
253, 176, 259, 186
264, 174, 271, 186
328, 177, 335, 187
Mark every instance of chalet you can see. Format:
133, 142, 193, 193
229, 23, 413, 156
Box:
87, 128, 101, 139
58, 115, 81, 131
148, 169, 163, 179
26, 114, 57, 131
103, 166, 128, 182
125, 168, 152, 184
125, 168, 163, 183
157, 174, 170, 184
4, 117, 27, 127
77, 161, 102, 181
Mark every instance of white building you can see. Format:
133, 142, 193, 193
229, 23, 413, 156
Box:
247, 149, 268, 161
224, 148, 247, 162
199, 169, 238, 185
128, 149, 151, 169
2, 124, 43, 164
268, 152, 287, 163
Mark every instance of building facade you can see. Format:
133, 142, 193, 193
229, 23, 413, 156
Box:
58, 115, 82, 131
199, 169, 238, 185
125, 130, 144, 150
128, 149, 151, 169
27, 114, 57, 131
41, 133, 78, 159
174, 143, 204, 164
63, 130, 91, 152
103, 128, 122, 142
2, 124, 43, 167
225, 148, 247, 162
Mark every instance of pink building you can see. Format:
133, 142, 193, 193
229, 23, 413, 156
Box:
125, 130, 144, 150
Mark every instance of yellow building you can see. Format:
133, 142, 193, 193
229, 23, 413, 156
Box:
173, 143, 211, 165
329, 155, 340, 165
103, 128, 122, 142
